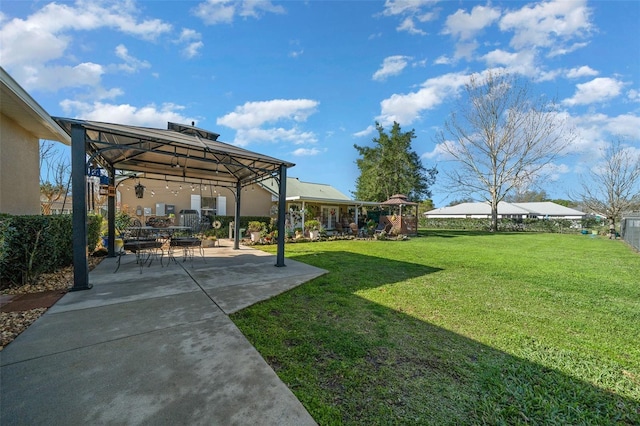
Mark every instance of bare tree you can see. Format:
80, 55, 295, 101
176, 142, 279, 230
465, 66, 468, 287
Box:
437, 71, 574, 231
40, 141, 71, 215
577, 139, 640, 227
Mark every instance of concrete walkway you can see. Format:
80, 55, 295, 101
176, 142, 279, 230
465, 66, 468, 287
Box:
1, 244, 326, 425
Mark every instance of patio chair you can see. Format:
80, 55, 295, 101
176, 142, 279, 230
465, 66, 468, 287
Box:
335, 222, 344, 235
114, 218, 164, 273
169, 235, 205, 265
373, 223, 392, 238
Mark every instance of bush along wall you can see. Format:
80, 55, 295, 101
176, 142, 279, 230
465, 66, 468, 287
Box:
419, 217, 581, 233
0, 214, 76, 288
205, 215, 273, 237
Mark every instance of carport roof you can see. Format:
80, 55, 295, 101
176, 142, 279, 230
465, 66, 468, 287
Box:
53, 117, 295, 187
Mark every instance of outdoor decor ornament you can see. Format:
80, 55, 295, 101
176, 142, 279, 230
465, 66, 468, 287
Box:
134, 182, 145, 199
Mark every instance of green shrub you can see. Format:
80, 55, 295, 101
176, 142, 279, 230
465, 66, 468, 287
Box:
87, 214, 102, 252
304, 219, 321, 231
206, 215, 273, 236
419, 217, 582, 233
0, 215, 73, 288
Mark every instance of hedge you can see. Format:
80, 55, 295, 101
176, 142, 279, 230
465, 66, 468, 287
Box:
419, 217, 583, 233
204, 215, 273, 236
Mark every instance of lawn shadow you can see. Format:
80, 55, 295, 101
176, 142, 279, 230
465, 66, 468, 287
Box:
233, 250, 639, 425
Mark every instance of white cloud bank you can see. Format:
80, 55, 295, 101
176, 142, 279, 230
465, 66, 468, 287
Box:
563, 77, 625, 106
193, 0, 285, 25
217, 99, 319, 146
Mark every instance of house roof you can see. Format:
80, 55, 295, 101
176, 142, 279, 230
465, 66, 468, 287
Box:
510, 202, 586, 217
53, 118, 295, 188
0, 67, 70, 144
261, 177, 379, 206
425, 201, 585, 217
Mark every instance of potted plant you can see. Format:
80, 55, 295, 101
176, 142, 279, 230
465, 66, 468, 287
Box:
305, 219, 321, 240
247, 221, 266, 242
201, 228, 219, 247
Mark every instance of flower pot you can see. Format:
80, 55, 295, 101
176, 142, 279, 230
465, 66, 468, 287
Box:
202, 239, 216, 248
115, 238, 124, 252
250, 231, 261, 242
309, 230, 318, 240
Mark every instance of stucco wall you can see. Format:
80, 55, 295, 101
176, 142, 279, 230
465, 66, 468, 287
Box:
0, 114, 41, 215
117, 177, 272, 222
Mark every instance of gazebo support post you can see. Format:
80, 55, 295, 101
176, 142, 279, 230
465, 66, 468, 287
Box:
70, 124, 92, 291
276, 164, 287, 267
107, 165, 116, 257
233, 180, 241, 250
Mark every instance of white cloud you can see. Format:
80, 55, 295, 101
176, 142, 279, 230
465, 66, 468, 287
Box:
59, 100, 194, 128
382, 0, 436, 17
442, 5, 500, 41
562, 77, 625, 106
288, 40, 304, 58
232, 127, 317, 147
481, 49, 537, 77
564, 112, 640, 158
353, 125, 376, 138
626, 89, 640, 103
381, 0, 438, 35
453, 40, 479, 61
397, 17, 427, 35
500, 0, 592, 52
292, 147, 321, 157
193, 0, 285, 25
421, 140, 458, 161
605, 114, 640, 139
566, 66, 598, 79
114, 44, 151, 73
217, 99, 319, 146
377, 72, 469, 125
176, 28, 204, 58
217, 99, 319, 129
184, 41, 204, 59
434, 55, 451, 65
20, 62, 105, 92
372, 55, 412, 81
0, 1, 171, 89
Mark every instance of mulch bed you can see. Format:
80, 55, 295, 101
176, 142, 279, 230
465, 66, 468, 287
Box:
0, 290, 68, 313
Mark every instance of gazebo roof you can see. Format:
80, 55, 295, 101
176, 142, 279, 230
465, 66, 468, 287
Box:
53, 118, 295, 187
380, 194, 417, 206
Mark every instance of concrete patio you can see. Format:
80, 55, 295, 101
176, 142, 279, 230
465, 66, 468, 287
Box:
0, 244, 327, 425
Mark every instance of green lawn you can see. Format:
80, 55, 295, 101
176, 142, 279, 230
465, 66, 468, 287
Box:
231, 231, 640, 425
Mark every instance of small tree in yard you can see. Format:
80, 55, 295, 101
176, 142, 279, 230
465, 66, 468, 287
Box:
576, 139, 640, 227
437, 71, 574, 231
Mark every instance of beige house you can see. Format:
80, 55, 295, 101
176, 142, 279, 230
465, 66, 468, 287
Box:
116, 176, 380, 233
260, 177, 380, 233
116, 176, 272, 223
0, 67, 70, 214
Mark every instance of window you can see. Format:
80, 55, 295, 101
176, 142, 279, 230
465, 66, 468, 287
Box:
201, 196, 217, 216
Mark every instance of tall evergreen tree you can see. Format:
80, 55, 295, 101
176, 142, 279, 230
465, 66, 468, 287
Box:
354, 122, 437, 202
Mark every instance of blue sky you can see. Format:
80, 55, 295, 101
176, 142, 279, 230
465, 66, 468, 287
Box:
2, 0, 639, 207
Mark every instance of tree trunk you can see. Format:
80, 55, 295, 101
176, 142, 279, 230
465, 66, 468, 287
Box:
490, 200, 498, 232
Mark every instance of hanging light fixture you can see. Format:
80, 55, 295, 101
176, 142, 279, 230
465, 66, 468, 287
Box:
134, 181, 145, 198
